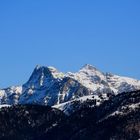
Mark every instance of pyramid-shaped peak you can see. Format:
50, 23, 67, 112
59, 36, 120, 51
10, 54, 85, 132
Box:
81, 64, 98, 71
25, 65, 64, 87
34, 65, 58, 73
26, 65, 56, 84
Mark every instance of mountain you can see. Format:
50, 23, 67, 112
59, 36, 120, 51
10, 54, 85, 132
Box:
0, 64, 140, 109
0, 64, 140, 140
40, 90, 140, 140
0, 90, 139, 140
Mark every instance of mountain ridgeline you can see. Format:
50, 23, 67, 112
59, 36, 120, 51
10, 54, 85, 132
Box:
0, 64, 140, 107
0, 64, 140, 140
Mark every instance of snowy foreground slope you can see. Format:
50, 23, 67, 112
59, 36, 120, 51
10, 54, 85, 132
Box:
0, 64, 140, 109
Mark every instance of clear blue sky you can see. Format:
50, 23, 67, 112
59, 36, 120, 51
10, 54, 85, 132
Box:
0, 0, 140, 88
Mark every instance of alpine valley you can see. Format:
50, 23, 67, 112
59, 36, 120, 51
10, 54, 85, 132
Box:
0, 64, 140, 140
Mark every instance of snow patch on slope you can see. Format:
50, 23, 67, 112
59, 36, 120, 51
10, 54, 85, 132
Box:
0, 104, 11, 109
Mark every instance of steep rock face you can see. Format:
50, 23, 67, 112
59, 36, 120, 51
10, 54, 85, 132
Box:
0, 64, 140, 106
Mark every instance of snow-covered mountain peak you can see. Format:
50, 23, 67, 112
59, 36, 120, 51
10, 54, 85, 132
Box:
79, 64, 105, 78
24, 66, 64, 88
27, 66, 53, 82
80, 64, 98, 71
66, 64, 140, 94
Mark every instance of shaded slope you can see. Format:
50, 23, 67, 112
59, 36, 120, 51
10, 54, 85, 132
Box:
42, 90, 140, 140
0, 105, 66, 140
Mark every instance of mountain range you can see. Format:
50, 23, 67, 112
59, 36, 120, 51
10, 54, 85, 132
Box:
0, 64, 140, 111
0, 64, 140, 140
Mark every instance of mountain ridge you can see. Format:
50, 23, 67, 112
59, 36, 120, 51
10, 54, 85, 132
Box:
0, 64, 140, 108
